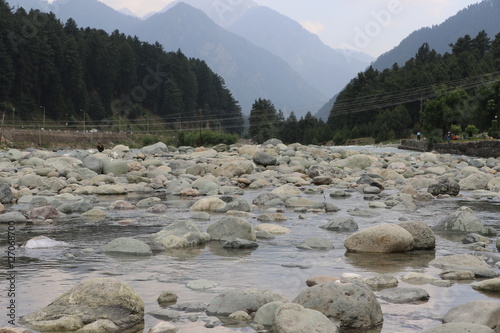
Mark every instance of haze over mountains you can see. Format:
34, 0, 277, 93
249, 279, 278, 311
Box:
7, 0, 372, 116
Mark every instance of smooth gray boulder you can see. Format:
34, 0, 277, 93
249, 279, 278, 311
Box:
377, 287, 430, 304
206, 288, 287, 316
82, 155, 103, 174
101, 158, 129, 176
207, 216, 256, 242
471, 278, 500, 292
432, 206, 496, 235
165, 179, 192, 195
0, 211, 26, 224
191, 178, 220, 195
253, 301, 285, 326
443, 300, 500, 329
141, 142, 168, 155
429, 254, 497, 278
19, 278, 144, 332
253, 152, 277, 166
103, 237, 152, 256
321, 217, 358, 232
273, 303, 339, 333
344, 223, 414, 253
399, 221, 436, 250
150, 220, 209, 249
363, 274, 399, 290
252, 193, 284, 206
293, 281, 383, 330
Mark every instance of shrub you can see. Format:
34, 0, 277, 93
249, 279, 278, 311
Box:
465, 124, 479, 138
177, 131, 239, 147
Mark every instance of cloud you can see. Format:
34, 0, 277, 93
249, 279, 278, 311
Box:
300, 20, 325, 35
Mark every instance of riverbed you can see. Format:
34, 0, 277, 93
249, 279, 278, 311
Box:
1, 145, 500, 332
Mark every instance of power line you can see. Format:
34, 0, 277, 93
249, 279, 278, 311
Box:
330, 72, 500, 117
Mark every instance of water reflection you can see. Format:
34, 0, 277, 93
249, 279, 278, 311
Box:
207, 242, 257, 258
345, 251, 436, 274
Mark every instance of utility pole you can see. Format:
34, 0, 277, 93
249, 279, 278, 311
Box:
40, 106, 45, 129
80, 109, 86, 132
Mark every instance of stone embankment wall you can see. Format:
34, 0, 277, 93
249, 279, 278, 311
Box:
399, 139, 500, 158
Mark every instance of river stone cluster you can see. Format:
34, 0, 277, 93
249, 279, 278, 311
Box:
2, 139, 500, 332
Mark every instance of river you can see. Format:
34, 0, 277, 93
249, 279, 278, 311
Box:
1, 145, 500, 332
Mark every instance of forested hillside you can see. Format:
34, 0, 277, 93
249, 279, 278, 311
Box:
373, 0, 500, 70
0, 0, 243, 133
328, 31, 500, 143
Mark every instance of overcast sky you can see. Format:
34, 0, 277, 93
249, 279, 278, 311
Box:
99, 0, 482, 57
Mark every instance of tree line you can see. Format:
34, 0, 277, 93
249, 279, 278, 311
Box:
0, 1, 243, 133
327, 30, 500, 143
248, 31, 499, 145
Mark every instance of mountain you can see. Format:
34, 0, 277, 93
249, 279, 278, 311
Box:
6, 0, 141, 32
228, 5, 372, 98
315, 95, 337, 121
154, 0, 258, 26
373, 0, 500, 70
9, 0, 328, 115
134, 3, 327, 115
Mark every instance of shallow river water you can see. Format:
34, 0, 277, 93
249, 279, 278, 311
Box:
2, 146, 500, 332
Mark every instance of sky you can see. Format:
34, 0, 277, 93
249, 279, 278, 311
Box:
98, 0, 483, 58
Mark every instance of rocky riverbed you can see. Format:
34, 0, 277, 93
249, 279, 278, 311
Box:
1, 139, 500, 333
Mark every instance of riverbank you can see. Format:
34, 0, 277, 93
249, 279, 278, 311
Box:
399, 139, 500, 158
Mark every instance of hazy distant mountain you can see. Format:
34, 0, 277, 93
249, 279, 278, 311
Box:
7, 0, 140, 33
153, 0, 258, 26
228, 5, 372, 98
315, 95, 337, 121
373, 0, 500, 70
135, 3, 327, 115
118, 7, 136, 17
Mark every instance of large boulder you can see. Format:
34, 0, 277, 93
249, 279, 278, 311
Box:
443, 300, 500, 329
321, 217, 359, 232
103, 237, 152, 256
19, 278, 144, 332
471, 278, 500, 292
344, 223, 414, 253
141, 142, 168, 155
334, 154, 372, 170
432, 206, 496, 235
377, 287, 430, 304
293, 281, 383, 330
253, 152, 277, 166
207, 216, 256, 242
101, 158, 129, 176
398, 221, 436, 250
427, 178, 460, 196
273, 303, 339, 333
82, 155, 104, 174
429, 254, 496, 278
150, 220, 209, 249
206, 288, 287, 316
189, 197, 227, 212
459, 173, 489, 190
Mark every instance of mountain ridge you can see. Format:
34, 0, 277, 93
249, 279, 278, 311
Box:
372, 0, 500, 70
